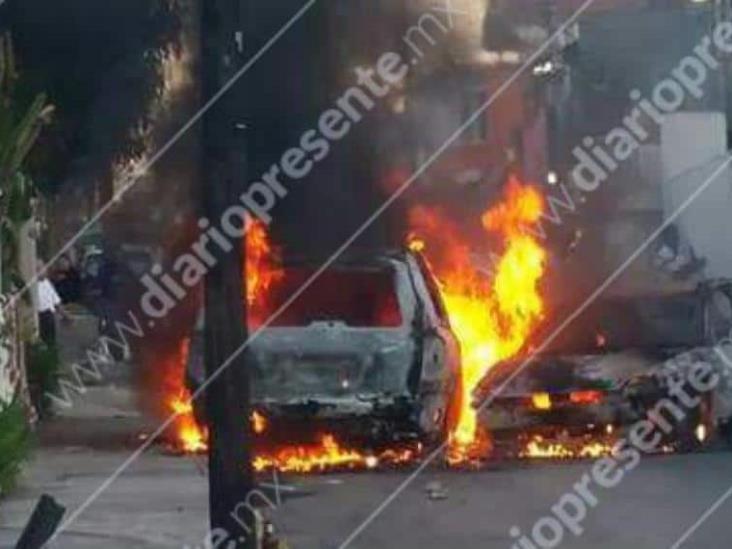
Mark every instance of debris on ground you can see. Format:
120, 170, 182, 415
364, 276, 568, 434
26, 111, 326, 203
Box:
425, 480, 448, 500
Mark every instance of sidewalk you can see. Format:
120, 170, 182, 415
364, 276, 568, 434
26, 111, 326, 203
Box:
0, 312, 208, 548
0, 378, 209, 548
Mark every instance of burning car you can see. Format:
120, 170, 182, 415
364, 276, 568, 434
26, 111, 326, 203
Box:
473, 280, 732, 456
186, 249, 463, 451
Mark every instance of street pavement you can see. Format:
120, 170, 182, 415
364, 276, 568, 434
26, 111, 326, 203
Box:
2, 399, 732, 549
2, 319, 732, 548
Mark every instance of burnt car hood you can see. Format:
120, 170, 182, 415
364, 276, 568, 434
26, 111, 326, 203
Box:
476, 346, 732, 402
250, 322, 417, 412
475, 350, 652, 400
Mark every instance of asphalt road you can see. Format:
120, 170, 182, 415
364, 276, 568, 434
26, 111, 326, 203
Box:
2, 434, 732, 548
2, 326, 731, 549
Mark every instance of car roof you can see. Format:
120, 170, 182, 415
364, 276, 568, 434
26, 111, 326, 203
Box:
279, 248, 413, 268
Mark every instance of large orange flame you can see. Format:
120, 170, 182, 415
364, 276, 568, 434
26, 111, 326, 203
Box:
409, 175, 547, 463
165, 179, 548, 469
245, 219, 284, 326
165, 220, 282, 454
165, 338, 208, 453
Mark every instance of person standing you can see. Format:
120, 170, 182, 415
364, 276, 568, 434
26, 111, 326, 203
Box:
51, 255, 82, 303
36, 262, 71, 347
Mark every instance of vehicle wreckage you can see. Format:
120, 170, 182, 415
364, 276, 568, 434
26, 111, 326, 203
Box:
474, 280, 732, 455
186, 250, 462, 452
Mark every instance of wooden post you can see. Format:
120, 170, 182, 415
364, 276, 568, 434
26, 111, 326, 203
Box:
201, 0, 256, 547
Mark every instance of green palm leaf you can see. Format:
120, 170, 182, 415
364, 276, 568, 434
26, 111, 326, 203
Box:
0, 33, 51, 290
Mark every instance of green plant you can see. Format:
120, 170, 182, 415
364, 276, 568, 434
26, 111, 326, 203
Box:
12, 0, 181, 193
0, 397, 31, 496
25, 340, 59, 418
0, 32, 53, 292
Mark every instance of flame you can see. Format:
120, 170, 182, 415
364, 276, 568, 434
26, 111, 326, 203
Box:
695, 423, 707, 443
168, 390, 420, 472
252, 437, 418, 474
520, 435, 614, 460
407, 236, 426, 253
253, 435, 364, 474
165, 220, 280, 455
409, 176, 547, 463
531, 392, 552, 411
245, 218, 284, 325
165, 177, 555, 469
168, 387, 267, 453
168, 382, 420, 471
252, 410, 268, 434
163, 222, 422, 471
161, 337, 207, 453
178, 421, 208, 454
169, 392, 208, 453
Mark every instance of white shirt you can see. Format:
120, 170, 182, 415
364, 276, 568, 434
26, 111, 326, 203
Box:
37, 279, 62, 313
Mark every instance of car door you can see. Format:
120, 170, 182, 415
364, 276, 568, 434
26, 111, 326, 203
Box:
407, 254, 463, 437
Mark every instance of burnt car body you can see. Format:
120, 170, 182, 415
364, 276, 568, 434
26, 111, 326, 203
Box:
187, 250, 462, 450
474, 280, 732, 451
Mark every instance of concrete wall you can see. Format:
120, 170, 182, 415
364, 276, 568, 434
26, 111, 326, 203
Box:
546, 5, 731, 296
662, 112, 732, 279
594, 142, 667, 296
661, 112, 727, 183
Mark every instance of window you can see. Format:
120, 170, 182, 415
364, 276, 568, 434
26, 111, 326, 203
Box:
460, 90, 489, 143
249, 267, 403, 328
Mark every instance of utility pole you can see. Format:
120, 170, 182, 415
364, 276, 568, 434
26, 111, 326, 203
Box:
200, 0, 255, 547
